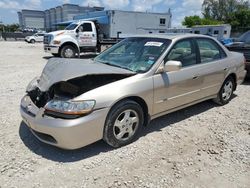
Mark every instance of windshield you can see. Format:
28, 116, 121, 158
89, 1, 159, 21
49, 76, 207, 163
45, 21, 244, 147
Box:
65, 23, 78, 30
95, 37, 171, 73
238, 31, 250, 42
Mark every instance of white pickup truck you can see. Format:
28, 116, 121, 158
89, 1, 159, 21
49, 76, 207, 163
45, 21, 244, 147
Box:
44, 10, 171, 58
44, 20, 117, 58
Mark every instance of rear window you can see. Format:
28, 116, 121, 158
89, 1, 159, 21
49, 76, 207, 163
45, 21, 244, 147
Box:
197, 38, 226, 63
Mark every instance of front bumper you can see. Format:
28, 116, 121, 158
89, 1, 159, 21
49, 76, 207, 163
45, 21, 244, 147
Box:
20, 95, 109, 150
44, 45, 59, 54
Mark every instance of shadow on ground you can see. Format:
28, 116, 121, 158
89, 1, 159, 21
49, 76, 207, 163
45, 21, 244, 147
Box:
19, 95, 238, 162
242, 77, 250, 85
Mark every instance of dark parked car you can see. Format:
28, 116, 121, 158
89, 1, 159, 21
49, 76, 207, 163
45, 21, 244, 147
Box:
226, 31, 250, 77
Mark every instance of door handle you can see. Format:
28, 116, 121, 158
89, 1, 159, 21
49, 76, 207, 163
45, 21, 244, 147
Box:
193, 75, 199, 79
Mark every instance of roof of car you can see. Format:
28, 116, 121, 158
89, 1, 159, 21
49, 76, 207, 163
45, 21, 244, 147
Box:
125, 33, 212, 40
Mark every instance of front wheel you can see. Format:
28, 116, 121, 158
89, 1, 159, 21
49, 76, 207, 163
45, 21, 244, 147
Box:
213, 77, 235, 105
103, 100, 144, 148
30, 39, 35, 44
60, 45, 76, 58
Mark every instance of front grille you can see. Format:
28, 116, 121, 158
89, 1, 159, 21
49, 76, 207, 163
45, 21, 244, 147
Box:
43, 34, 52, 45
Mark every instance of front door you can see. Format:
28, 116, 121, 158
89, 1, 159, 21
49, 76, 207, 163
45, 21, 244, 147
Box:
153, 39, 203, 115
78, 22, 97, 47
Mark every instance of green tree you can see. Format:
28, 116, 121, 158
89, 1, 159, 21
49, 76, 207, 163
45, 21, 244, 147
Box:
182, 15, 222, 27
230, 8, 250, 28
0, 23, 19, 32
202, 0, 249, 22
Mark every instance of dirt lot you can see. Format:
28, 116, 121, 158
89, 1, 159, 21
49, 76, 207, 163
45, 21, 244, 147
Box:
0, 41, 249, 188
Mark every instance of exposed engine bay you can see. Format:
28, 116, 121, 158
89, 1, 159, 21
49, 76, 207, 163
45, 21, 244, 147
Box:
28, 74, 132, 108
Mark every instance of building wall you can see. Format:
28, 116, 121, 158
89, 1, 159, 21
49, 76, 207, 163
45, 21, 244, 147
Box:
49, 8, 56, 31
18, 4, 104, 32
45, 10, 51, 32
18, 10, 45, 30
55, 6, 63, 23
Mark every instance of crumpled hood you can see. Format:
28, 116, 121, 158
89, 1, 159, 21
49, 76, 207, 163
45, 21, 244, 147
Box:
37, 58, 135, 91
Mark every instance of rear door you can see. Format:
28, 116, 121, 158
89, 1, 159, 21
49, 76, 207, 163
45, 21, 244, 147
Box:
78, 22, 97, 47
195, 38, 228, 97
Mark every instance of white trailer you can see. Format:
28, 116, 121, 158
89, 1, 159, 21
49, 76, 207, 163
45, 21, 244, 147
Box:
74, 10, 172, 39
191, 24, 231, 40
44, 10, 172, 58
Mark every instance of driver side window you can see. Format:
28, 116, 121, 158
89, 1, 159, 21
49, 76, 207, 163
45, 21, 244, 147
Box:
165, 39, 197, 67
79, 23, 93, 32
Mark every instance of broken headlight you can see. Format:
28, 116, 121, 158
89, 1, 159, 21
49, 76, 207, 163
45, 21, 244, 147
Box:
44, 100, 95, 116
26, 77, 40, 92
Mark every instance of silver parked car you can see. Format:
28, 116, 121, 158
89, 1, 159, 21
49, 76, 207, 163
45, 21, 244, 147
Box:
20, 34, 246, 149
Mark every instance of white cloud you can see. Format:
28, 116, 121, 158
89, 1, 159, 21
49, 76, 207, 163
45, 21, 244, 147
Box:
129, 0, 176, 12
171, 0, 203, 26
82, 0, 102, 7
59, 0, 70, 4
0, 0, 42, 10
83, 0, 129, 9
102, 0, 129, 9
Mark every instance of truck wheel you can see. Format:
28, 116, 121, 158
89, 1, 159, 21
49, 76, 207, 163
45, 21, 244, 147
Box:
30, 39, 35, 44
103, 100, 144, 148
96, 44, 101, 53
213, 76, 235, 105
60, 45, 76, 58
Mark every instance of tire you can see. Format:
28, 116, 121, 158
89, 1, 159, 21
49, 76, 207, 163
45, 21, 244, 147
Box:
213, 76, 235, 105
52, 53, 59, 57
103, 100, 144, 148
30, 39, 35, 44
60, 45, 76, 58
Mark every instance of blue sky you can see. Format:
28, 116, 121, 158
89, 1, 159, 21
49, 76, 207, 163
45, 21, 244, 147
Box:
0, 0, 204, 26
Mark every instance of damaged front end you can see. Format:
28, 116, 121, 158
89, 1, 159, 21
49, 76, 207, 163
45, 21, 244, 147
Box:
27, 74, 132, 119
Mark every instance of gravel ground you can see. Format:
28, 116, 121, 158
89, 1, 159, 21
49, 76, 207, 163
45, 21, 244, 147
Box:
0, 41, 249, 188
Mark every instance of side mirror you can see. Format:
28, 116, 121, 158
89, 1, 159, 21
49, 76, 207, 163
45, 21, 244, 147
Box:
164, 60, 182, 72
76, 28, 79, 33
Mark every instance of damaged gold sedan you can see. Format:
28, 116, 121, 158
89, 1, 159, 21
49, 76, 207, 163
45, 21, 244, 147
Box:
20, 34, 246, 149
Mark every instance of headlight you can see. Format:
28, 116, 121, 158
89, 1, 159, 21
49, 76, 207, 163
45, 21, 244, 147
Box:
53, 40, 61, 45
26, 76, 40, 92
45, 100, 95, 115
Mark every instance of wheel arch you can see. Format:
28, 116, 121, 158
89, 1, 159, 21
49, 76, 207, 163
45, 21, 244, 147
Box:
59, 42, 79, 56
107, 96, 150, 127
225, 73, 237, 91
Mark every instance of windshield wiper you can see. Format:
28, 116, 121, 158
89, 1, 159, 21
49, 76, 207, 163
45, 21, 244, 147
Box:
98, 61, 135, 73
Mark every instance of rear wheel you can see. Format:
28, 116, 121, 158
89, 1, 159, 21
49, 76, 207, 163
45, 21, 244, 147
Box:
103, 100, 144, 148
213, 77, 235, 105
60, 45, 76, 58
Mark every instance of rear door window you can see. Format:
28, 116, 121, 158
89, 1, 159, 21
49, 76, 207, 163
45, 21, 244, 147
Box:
196, 38, 226, 63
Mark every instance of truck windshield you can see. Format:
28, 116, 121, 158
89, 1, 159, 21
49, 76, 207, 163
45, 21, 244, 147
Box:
95, 37, 171, 73
65, 23, 78, 30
